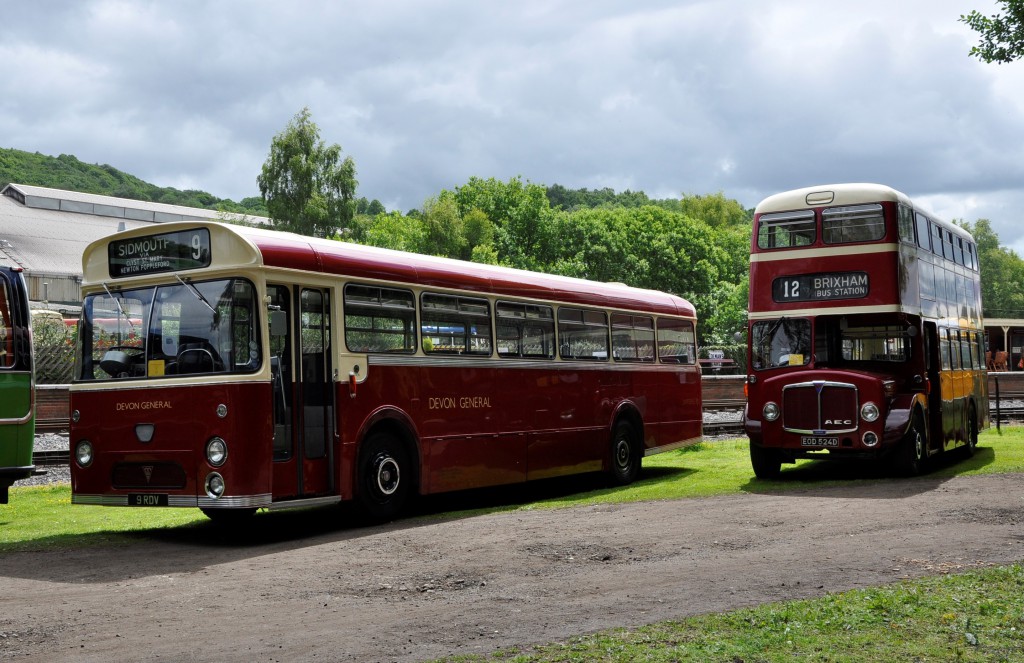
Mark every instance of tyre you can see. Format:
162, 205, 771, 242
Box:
964, 406, 979, 458
356, 432, 413, 522
749, 441, 781, 479
608, 420, 642, 486
897, 413, 927, 476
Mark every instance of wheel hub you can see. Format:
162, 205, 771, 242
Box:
374, 455, 400, 495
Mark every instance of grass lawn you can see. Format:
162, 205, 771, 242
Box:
4, 428, 1023, 661
4, 426, 1024, 551
438, 564, 1024, 662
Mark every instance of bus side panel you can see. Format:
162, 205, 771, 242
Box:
632, 366, 702, 451
0, 373, 35, 488
525, 368, 612, 481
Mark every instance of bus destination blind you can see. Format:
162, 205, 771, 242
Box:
772, 271, 869, 303
108, 228, 212, 278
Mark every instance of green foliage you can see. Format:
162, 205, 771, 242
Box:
961, 1, 1024, 63
31, 315, 75, 383
453, 176, 555, 270
421, 193, 468, 258
257, 107, 358, 238
678, 191, 753, 229
0, 147, 266, 215
357, 211, 425, 253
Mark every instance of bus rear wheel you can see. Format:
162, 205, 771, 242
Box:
608, 420, 641, 486
897, 414, 927, 476
356, 433, 412, 522
749, 442, 781, 479
964, 406, 979, 458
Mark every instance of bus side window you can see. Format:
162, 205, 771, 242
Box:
657, 318, 696, 364
0, 278, 12, 367
496, 301, 554, 359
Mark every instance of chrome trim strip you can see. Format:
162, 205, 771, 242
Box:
267, 495, 342, 511
645, 435, 703, 456
369, 355, 699, 372
72, 493, 273, 508
198, 493, 272, 509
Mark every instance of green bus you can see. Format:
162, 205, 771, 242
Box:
0, 264, 34, 503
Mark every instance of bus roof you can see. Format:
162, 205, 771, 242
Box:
754, 182, 972, 241
82, 221, 697, 319
754, 183, 912, 215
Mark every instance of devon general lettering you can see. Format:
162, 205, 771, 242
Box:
428, 396, 492, 410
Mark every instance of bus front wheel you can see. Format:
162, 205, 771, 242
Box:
749, 442, 781, 479
608, 420, 641, 486
356, 433, 412, 522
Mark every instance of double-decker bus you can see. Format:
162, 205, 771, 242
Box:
0, 264, 34, 503
745, 183, 988, 477
70, 222, 702, 521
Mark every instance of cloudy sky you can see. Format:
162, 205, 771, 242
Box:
3, 1, 1023, 252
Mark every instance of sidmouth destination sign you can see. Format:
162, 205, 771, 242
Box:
108, 228, 211, 278
772, 271, 869, 303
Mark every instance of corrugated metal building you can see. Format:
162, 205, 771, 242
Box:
0, 183, 268, 314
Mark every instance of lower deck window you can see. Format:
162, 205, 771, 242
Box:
344, 284, 416, 353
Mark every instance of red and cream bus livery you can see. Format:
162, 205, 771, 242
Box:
745, 183, 988, 478
70, 222, 702, 520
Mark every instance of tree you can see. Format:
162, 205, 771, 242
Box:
961, 1, 1024, 63
360, 211, 425, 253
420, 194, 467, 258
452, 176, 554, 269
257, 107, 357, 238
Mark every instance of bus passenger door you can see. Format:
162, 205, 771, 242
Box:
268, 284, 335, 499
924, 322, 942, 451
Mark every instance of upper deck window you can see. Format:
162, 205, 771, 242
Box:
898, 205, 916, 244
822, 204, 885, 244
915, 213, 930, 251
757, 210, 815, 249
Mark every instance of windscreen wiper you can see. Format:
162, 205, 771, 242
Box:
101, 282, 136, 331
175, 274, 216, 313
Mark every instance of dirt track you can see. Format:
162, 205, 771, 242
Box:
2, 462, 1023, 662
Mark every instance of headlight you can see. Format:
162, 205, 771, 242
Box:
75, 441, 94, 468
863, 431, 879, 447
205, 472, 225, 499
861, 402, 880, 422
763, 402, 780, 422
206, 437, 228, 466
